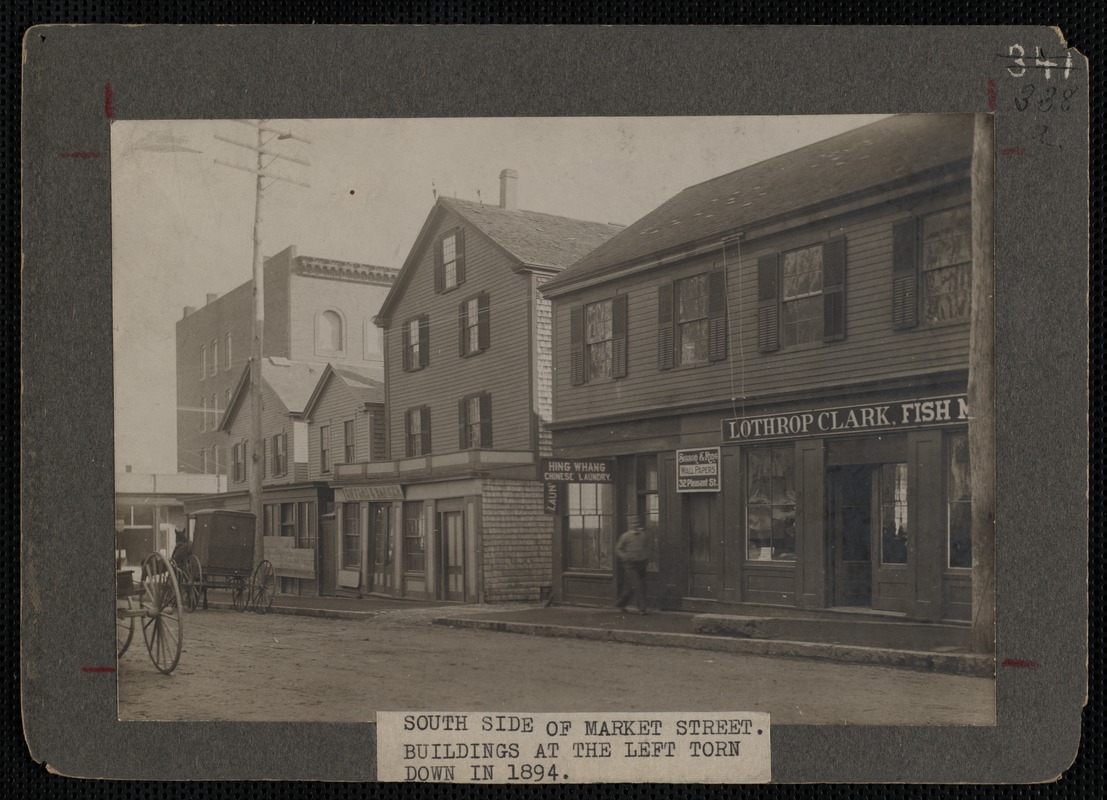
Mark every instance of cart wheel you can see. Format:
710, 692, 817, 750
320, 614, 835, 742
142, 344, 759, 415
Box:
183, 554, 203, 613
251, 560, 275, 614
140, 553, 184, 675
116, 595, 135, 658
231, 577, 249, 612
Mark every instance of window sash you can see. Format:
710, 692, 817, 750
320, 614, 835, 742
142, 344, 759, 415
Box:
344, 420, 356, 463
466, 298, 480, 352
746, 446, 797, 561
407, 319, 420, 366
342, 502, 361, 568
320, 426, 330, 472
442, 234, 458, 288
403, 503, 426, 573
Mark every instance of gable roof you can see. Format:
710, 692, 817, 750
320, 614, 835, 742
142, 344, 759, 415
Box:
375, 197, 623, 325
301, 363, 385, 421
219, 358, 325, 431
543, 114, 975, 294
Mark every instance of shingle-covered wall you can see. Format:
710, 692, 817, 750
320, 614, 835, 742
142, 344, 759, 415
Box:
480, 479, 553, 602
533, 274, 553, 458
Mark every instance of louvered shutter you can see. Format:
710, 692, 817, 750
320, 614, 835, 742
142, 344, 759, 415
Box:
260, 438, 266, 478
458, 301, 468, 356
892, 218, 919, 329
434, 236, 444, 293
657, 282, 675, 370
757, 253, 780, 352
611, 294, 628, 378
479, 393, 492, 448
708, 269, 728, 361
569, 306, 585, 385
401, 323, 411, 371
823, 236, 847, 341
477, 292, 490, 351
458, 397, 468, 449
455, 229, 466, 285
405, 410, 414, 457
420, 406, 432, 455
418, 315, 430, 367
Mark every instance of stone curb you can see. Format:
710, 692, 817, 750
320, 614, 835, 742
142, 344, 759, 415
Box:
432, 616, 994, 677
202, 601, 378, 621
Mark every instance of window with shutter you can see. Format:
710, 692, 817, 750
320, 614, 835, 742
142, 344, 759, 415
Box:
920, 205, 972, 325
707, 269, 728, 361
459, 293, 489, 356
418, 315, 431, 367
657, 282, 675, 370
407, 407, 431, 457
822, 236, 847, 341
757, 253, 780, 352
458, 393, 492, 449
569, 306, 585, 385
781, 244, 824, 347
420, 407, 432, 455
584, 299, 613, 380
675, 274, 710, 365
611, 294, 628, 378
892, 218, 919, 329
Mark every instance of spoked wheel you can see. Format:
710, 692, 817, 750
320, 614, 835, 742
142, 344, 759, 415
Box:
251, 560, 275, 614
231, 577, 249, 612
182, 554, 203, 612
116, 595, 135, 658
139, 553, 184, 675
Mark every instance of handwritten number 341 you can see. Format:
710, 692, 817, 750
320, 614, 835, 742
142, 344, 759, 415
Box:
1007, 44, 1074, 80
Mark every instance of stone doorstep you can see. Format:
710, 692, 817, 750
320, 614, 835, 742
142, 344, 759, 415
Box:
691, 613, 972, 652
432, 616, 994, 678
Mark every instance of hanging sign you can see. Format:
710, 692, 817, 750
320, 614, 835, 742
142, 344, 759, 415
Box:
676, 447, 721, 492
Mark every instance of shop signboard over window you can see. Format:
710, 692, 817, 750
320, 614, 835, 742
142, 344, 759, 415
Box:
676, 447, 721, 492
722, 394, 968, 443
540, 458, 615, 514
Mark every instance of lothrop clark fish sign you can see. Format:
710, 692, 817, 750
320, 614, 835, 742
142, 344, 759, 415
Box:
722, 395, 968, 443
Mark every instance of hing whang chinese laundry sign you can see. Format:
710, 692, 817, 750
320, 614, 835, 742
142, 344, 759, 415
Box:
722, 395, 968, 443
541, 458, 615, 484
676, 447, 720, 492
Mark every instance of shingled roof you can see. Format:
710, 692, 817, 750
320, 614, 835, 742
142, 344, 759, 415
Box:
543, 114, 975, 293
440, 197, 624, 270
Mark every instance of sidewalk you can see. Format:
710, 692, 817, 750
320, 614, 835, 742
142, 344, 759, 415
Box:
202, 592, 993, 677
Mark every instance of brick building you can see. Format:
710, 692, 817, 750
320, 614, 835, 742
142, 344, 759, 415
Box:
332, 170, 623, 603
541, 115, 984, 632
175, 246, 397, 475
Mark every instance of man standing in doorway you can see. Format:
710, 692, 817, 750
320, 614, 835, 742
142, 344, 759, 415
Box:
615, 514, 650, 615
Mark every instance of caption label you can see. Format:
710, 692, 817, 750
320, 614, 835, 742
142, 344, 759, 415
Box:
377, 711, 770, 783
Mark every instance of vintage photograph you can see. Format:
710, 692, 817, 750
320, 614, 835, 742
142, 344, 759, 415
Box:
111, 113, 995, 726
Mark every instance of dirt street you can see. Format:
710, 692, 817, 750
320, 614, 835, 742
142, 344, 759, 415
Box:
117, 608, 994, 726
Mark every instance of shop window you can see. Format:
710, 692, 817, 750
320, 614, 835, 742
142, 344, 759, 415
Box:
232, 441, 245, 483
570, 295, 627, 384
280, 503, 296, 538
892, 206, 971, 329
746, 446, 797, 561
879, 463, 909, 565
344, 419, 356, 463
434, 229, 466, 292
316, 309, 345, 354
320, 425, 330, 473
402, 315, 430, 371
757, 238, 846, 351
565, 483, 614, 572
947, 433, 972, 568
272, 433, 287, 476
263, 504, 278, 536
297, 501, 316, 549
635, 455, 660, 572
658, 271, 728, 369
458, 393, 492, 450
343, 502, 361, 569
406, 406, 431, 457
458, 292, 490, 357
403, 502, 426, 573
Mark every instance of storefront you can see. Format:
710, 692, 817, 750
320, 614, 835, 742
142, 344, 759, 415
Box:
551, 380, 974, 623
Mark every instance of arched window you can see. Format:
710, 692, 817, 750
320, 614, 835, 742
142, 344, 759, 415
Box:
316, 309, 345, 354
224, 333, 232, 370
200, 345, 207, 380
211, 339, 219, 374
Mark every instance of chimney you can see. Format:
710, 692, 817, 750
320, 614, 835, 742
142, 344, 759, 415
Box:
499, 169, 518, 211
206, 293, 219, 305
183, 306, 197, 319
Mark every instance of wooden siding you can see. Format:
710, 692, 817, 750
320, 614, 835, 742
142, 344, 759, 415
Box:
553, 185, 972, 423
305, 375, 370, 480
481, 479, 554, 602
533, 274, 554, 457
223, 381, 303, 488
385, 207, 536, 458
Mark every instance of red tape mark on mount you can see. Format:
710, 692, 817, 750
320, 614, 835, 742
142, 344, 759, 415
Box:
1000, 147, 1028, 156
58, 152, 102, 158
987, 79, 997, 111
1001, 658, 1040, 669
104, 82, 113, 119
80, 666, 116, 673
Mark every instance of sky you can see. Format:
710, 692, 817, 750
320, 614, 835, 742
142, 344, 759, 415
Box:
111, 115, 889, 474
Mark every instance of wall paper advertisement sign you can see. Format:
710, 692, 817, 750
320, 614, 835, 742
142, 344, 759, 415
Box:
676, 447, 721, 492
721, 394, 969, 444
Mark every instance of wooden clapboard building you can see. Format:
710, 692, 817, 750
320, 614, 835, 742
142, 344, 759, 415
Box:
332, 170, 622, 603
541, 115, 980, 627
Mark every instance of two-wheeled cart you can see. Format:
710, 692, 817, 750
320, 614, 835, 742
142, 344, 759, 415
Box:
116, 552, 184, 674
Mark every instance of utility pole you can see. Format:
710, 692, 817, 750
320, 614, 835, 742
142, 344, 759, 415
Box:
969, 113, 995, 654
215, 120, 310, 567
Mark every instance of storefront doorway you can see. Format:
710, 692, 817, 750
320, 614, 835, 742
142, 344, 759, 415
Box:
369, 503, 392, 593
827, 461, 909, 611
436, 507, 466, 602
320, 512, 337, 595
685, 493, 722, 599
